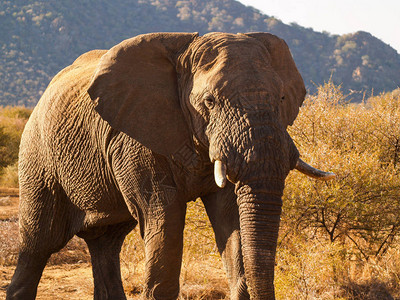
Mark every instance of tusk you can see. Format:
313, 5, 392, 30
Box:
295, 158, 336, 181
214, 160, 227, 188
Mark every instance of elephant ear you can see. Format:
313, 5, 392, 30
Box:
244, 32, 306, 127
88, 32, 198, 157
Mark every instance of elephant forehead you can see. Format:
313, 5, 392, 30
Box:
192, 59, 282, 98
190, 34, 270, 71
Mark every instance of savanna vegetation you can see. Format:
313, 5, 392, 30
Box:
1, 83, 400, 299
0, 106, 31, 187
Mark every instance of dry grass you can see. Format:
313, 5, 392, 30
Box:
275, 232, 400, 299
0, 189, 20, 266
0, 188, 92, 299
0, 218, 19, 266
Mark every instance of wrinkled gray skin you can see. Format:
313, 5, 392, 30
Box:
7, 32, 306, 299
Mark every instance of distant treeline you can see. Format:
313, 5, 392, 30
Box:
1, 0, 400, 106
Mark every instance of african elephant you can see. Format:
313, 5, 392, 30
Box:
6, 32, 334, 300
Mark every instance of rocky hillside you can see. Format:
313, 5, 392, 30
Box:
1, 0, 399, 105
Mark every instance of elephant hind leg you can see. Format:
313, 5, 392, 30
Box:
6, 251, 49, 300
81, 220, 137, 300
7, 184, 81, 299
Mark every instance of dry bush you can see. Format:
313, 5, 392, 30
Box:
275, 233, 346, 299
285, 81, 400, 255
0, 163, 19, 188
275, 233, 400, 300
180, 201, 227, 299
277, 82, 400, 299
120, 226, 146, 297
46, 237, 91, 266
0, 106, 32, 187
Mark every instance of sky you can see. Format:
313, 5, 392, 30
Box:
237, 0, 400, 54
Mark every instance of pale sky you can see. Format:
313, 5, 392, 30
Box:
238, 0, 400, 54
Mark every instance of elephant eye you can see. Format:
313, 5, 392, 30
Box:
204, 95, 215, 110
281, 95, 285, 101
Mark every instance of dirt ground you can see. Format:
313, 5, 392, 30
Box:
0, 188, 93, 299
0, 188, 228, 299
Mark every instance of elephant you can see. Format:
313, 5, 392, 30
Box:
6, 32, 334, 300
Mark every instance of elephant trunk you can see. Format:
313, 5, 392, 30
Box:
211, 122, 291, 299
235, 180, 284, 299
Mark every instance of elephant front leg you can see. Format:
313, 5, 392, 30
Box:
112, 147, 187, 299
142, 200, 186, 299
202, 187, 250, 300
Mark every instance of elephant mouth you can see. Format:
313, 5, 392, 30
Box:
213, 158, 335, 188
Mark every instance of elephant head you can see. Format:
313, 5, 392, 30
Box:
88, 32, 334, 298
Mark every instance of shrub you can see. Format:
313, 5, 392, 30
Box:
284, 81, 400, 259
0, 106, 32, 186
278, 82, 400, 298
0, 162, 19, 188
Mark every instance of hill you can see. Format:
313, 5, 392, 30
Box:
1, 0, 399, 105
